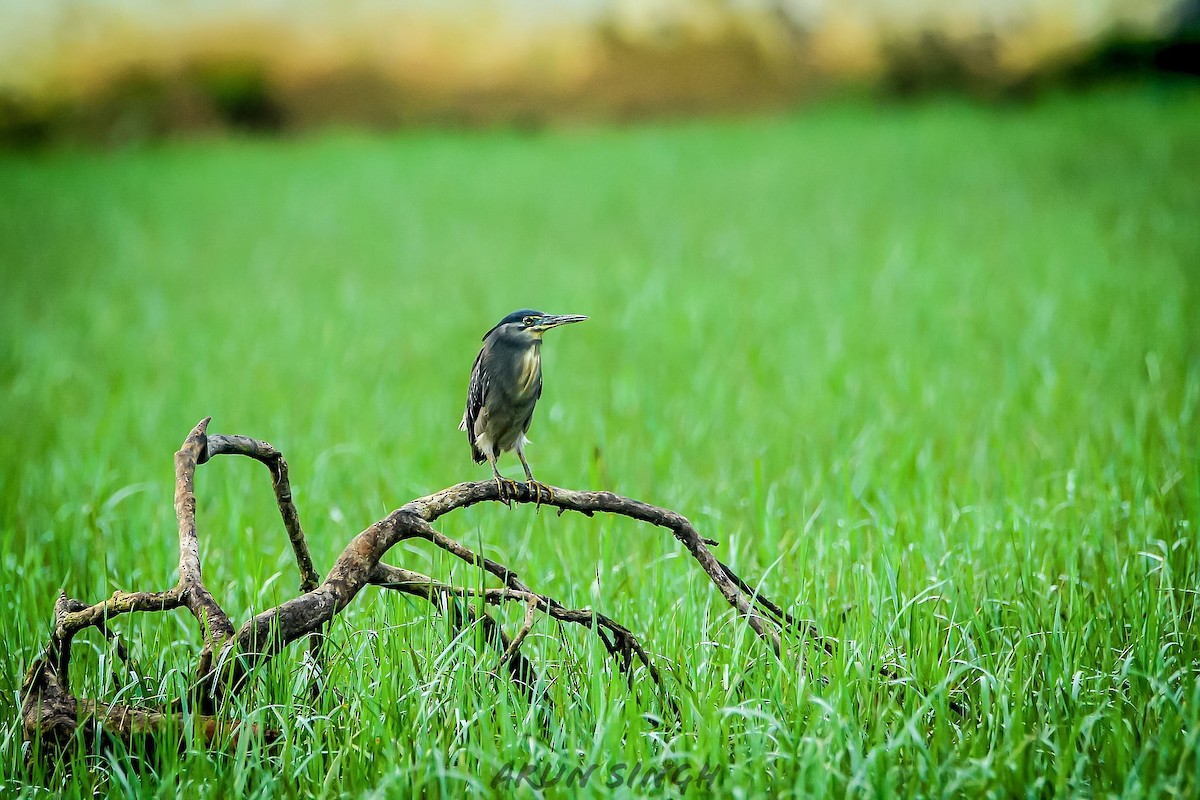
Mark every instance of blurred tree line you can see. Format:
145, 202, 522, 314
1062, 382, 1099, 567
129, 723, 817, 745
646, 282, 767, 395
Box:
0, 0, 1196, 145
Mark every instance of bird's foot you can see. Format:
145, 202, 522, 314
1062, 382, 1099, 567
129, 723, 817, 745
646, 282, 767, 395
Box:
494, 476, 522, 506
526, 480, 554, 508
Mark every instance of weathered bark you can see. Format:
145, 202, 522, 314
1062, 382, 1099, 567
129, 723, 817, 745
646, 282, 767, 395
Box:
21, 656, 277, 749
199, 433, 320, 593
21, 418, 816, 750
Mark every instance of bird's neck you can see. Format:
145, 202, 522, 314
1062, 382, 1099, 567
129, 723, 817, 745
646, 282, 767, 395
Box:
516, 342, 542, 395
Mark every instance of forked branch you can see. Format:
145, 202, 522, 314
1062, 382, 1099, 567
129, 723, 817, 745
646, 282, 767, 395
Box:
22, 418, 818, 749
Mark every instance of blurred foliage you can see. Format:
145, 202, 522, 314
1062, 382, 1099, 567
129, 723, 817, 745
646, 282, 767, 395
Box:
0, 0, 1196, 145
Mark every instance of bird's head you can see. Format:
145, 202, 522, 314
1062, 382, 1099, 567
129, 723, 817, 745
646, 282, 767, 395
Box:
482, 309, 588, 343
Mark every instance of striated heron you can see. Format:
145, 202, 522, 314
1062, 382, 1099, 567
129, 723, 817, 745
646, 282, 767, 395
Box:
460, 309, 587, 503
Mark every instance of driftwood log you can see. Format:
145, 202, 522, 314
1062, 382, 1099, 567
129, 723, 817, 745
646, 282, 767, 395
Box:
21, 418, 824, 749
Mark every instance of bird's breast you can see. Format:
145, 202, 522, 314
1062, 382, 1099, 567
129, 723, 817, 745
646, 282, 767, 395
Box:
515, 346, 541, 397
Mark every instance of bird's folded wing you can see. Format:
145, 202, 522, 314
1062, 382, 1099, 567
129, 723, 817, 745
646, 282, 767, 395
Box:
462, 349, 487, 435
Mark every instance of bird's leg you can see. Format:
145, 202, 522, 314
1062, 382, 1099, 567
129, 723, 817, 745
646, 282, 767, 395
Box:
489, 459, 518, 507
517, 450, 553, 507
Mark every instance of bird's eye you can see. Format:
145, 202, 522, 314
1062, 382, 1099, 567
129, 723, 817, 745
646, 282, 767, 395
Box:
522, 316, 535, 327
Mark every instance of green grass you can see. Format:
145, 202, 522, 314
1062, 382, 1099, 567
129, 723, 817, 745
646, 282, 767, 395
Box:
2, 85, 1199, 797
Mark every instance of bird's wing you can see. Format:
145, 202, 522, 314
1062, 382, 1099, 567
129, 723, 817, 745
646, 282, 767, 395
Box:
462, 349, 487, 463
461, 349, 484, 432
521, 372, 543, 435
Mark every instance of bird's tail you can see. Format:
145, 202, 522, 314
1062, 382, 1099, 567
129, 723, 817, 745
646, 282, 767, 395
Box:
462, 413, 486, 463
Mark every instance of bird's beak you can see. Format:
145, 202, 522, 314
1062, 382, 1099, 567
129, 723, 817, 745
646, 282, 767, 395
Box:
530, 314, 588, 333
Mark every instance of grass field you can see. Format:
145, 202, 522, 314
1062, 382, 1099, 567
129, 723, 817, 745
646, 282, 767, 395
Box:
2, 85, 1199, 797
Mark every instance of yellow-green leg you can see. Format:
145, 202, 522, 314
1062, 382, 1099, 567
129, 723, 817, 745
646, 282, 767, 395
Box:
489, 458, 519, 506
517, 451, 553, 507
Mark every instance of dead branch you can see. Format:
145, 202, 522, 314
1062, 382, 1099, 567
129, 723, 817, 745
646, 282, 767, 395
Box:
497, 598, 539, 668
368, 563, 543, 701
199, 433, 319, 593
22, 417, 817, 751
197, 431, 327, 696
20, 656, 278, 749
174, 420, 237, 687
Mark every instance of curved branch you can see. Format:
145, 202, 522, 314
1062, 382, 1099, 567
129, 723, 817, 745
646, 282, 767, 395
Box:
30, 419, 236, 713
198, 431, 327, 695
220, 508, 419, 674
404, 481, 783, 652
200, 434, 320, 593
369, 563, 542, 700
175, 418, 236, 694
23, 418, 817, 751
368, 559, 669, 698
495, 597, 538, 668
716, 558, 834, 655
397, 519, 670, 690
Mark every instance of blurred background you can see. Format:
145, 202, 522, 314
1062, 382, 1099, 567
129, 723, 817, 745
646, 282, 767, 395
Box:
3, 3, 1200, 796
1, 0, 1198, 144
